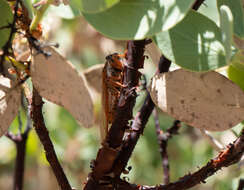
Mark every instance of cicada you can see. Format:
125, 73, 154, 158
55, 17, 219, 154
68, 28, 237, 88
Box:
101, 53, 126, 140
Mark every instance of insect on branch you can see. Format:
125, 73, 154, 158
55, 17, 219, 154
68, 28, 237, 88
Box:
84, 40, 150, 190
111, 55, 172, 177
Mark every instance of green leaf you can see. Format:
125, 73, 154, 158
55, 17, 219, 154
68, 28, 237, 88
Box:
69, 0, 82, 16
81, 0, 119, 13
155, 10, 226, 72
23, 0, 34, 19
219, 5, 233, 62
217, 0, 244, 38
83, 0, 195, 40
230, 50, 244, 71
0, 0, 13, 49
224, 50, 244, 92
228, 64, 244, 91
69, 0, 119, 16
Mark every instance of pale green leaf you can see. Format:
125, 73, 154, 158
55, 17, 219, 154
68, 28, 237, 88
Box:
83, 0, 195, 40
69, 0, 82, 16
155, 10, 226, 71
69, 0, 119, 15
81, 0, 119, 13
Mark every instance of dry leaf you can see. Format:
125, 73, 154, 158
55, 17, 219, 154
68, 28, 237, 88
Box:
84, 64, 104, 94
0, 76, 21, 137
149, 69, 244, 131
31, 47, 94, 128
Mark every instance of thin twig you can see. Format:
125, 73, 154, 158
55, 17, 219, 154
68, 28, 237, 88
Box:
89, 128, 244, 190
27, 36, 52, 58
30, 0, 54, 32
31, 87, 72, 190
0, 24, 12, 30
17, 111, 23, 133
200, 130, 224, 151
5, 109, 32, 190
153, 108, 170, 184
153, 109, 181, 184
192, 0, 206, 10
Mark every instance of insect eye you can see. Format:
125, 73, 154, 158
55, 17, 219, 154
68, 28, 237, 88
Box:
105, 55, 113, 61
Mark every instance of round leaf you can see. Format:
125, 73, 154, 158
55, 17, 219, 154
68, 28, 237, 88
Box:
155, 10, 226, 71
69, 0, 82, 16
0, 76, 21, 137
149, 69, 244, 131
69, 0, 119, 16
0, 0, 13, 49
81, 0, 119, 13
31, 47, 94, 128
83, 0, 195, 40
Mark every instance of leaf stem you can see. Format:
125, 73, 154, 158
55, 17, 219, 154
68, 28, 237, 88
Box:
29, 0, 53, 32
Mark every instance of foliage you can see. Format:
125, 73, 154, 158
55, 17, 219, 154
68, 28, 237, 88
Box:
0, 0, 13, 48
0, 0, 244, 190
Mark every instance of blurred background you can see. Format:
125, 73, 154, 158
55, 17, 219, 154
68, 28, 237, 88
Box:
0, 0, 244, 189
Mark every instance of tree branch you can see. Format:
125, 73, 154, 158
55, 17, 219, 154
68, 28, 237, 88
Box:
5, 110, 31, 190
237, 179, 244, 190
192, 0, 206, 10
31, 87, 72, 190
84, 40, 150, 189
84, 1, 207, 188
153, 109, 181, 184
110, 0, 208, 181
111, 55, 171, 177
200, 130, 224, 151
90, 128, 244, 190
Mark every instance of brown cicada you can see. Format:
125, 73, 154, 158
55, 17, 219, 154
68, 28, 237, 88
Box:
101, 53, 126, 140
